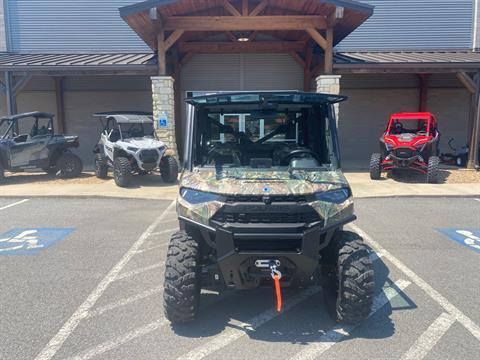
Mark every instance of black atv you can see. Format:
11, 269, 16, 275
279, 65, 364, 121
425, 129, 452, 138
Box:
0, 112, 83, 181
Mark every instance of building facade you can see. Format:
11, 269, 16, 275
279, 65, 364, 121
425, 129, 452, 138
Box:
0, 0, 479, 168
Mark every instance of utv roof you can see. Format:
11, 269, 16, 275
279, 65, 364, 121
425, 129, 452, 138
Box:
185, 91, 347, 106
391, 112, 434, 120
0, 111, 54, 121
93, 111, 153, 124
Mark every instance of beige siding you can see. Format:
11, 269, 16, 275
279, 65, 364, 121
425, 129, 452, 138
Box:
0, 0, 6, 51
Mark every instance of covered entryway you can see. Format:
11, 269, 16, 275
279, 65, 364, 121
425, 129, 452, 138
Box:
119, 0, 374, 159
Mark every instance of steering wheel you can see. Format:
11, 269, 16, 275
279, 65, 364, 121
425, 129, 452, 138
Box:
284, 149, 321, 164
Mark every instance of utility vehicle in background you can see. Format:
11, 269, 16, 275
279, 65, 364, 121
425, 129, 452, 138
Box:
0, 111, 83, 181
370, 112, 441, 183
93, 112, 178, 187
163, 92, 374, 325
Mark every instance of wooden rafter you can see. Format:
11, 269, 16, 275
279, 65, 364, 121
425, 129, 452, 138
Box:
223, 0, 241, 16
457, 72, 477, 94
163, 16, 327, 31
178, 41, 306, 53
306, 28, 327, 50
226, 31, 238, 42
250, 0, 268, 16
290, 52, 305, 69
164, 29, 184, 51
248, 31, 258, 41
242, 0, 249, 16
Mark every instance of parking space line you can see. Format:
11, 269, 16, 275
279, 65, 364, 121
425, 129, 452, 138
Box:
289, 279, 411, 360
400, 312, 455, 360
177, 286, 321, 360
86, 286, 163, 319
66, 318, 170, 360
34, 200, 176, 360
115, 262, 165, 281
349, 223, 480, 342
149, 227, 178, 238
0, 199, 29, 211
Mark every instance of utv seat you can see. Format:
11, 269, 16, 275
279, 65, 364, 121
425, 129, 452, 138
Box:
110, 129, 121, 142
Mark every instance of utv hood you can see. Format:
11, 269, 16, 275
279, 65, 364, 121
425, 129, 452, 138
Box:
119, 138, 165, 148
180, 168, 349, 196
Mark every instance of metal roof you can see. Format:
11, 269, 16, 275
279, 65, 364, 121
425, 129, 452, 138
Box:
334, 51, 480, 70
0, 51, 478, 73
0, 53, 157, 73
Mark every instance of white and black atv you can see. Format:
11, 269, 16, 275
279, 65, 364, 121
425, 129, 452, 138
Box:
93, 112, 178, 187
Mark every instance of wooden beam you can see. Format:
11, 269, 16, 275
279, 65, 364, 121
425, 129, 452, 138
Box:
242, 0, 249, 16
226, 31, 238, 42
4, 71, 16, 115
457, 72, 477, 94
180, 52, 194, 66
164, 16, 327, 31
178, 41, 306, 53
248, 31, 258, 41
418, 74, 430, 112
13, 73, 32, 96
54, 77, 66, 134
250, 0, 268, 16
157, 31, 166, 75
324, 27, 334, 74
290, 52, 305, 69
304, 47, 314, 91
164, 29, 184, 51
223, 0, 241, 16
467, 73, 480, 168
306, 28, 327, 50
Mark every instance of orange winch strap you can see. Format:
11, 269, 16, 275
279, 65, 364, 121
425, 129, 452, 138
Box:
274, 274, 282, 312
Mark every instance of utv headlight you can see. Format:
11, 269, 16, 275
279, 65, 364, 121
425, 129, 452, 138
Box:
127, 147, 139, 152
180, 188, 221, 204
314, 188, 351, 204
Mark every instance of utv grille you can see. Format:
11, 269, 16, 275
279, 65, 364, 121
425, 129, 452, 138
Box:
225, 195, 308, 203
212, 209, 321, 224
139, 150, 159, 163
234, 237, 301, 252
394, 148, 416, 159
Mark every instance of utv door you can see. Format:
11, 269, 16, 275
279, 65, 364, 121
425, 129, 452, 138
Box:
9, 136, 49, 168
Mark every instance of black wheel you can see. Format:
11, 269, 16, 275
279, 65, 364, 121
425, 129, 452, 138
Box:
163, 230, 200, 323
42, 166, 57, 175
160, 156, 179, 183
427, 156, 440, 184
95, 153, 109, 179
57, 153, 83, 178
369, 153, 382, 180
324, 231, 374, 324
113, 157, 132, 187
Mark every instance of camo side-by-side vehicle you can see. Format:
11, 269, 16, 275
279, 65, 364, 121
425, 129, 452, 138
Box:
163, 92, 374, 324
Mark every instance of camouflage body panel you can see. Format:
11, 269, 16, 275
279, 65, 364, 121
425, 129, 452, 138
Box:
177, 168, 353, 226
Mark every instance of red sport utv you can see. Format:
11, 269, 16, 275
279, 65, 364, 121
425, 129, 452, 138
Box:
370, 112, 441, 183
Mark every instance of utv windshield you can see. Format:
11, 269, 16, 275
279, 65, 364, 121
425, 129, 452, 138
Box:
190, 94, 342, 174
119, 122, 155, 139
388, 118, 431, 135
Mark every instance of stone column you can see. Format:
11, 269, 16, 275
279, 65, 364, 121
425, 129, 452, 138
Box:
151, 76, 178, 159
316, 74, 342, 123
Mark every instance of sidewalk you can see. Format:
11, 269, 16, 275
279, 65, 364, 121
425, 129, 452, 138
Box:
0, 171, 479, 200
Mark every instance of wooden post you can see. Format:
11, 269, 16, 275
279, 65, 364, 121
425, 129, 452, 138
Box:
324, 27, 334, 74
54, 77, 66, 133
157, 30, 167, 75
467, 73, 480, 169
303, 47, 313, 92
172, 49, 183, 160
4, 71, 16, 115
418, 74, 430, 112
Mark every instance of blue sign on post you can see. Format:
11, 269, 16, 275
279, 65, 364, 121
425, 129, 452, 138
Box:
437, 228, 480, 254
158, 111, 168, 128
0, 228, 74, 255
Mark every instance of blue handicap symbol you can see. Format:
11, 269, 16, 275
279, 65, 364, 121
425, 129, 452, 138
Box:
0, 228, 74, 255
437, 228, 480, 254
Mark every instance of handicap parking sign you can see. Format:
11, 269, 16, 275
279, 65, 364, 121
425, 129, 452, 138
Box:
437, 228, 480, 254
0, 228, 74, 255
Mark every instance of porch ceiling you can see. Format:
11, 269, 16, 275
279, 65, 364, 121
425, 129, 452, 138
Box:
119, 0, 374, 50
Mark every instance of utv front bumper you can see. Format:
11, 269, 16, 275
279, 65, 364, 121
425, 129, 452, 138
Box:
179, 199, 355, 290
383, 147, 428, 173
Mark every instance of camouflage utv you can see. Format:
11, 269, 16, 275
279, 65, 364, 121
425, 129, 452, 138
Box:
163, 92, 374, 324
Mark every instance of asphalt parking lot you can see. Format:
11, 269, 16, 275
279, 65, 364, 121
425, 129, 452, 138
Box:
0, 196, 479, 360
